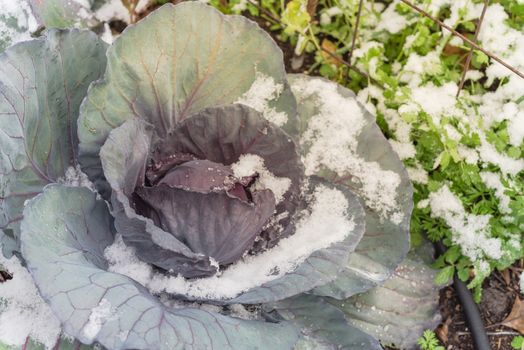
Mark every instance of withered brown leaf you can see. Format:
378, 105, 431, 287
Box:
502, 297, 524, 334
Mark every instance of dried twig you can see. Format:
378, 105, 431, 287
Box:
457, 331, 521, 336
347, 0, 364, 64
251, 0, 524, 93
399, 0, 524, 80
456, 0, 490, 97
248, 0, 281, 25
121, 0, 139, 23
306, 0, 319, 17
320, 48, 385, 88
249, 0, 379, 86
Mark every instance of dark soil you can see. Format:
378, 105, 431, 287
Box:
436, 265, 523, 350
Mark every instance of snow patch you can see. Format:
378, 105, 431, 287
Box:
59, 165, 94, 188
95, 0, 131, 23
480, 172, 511, 214
320, 7, 342, 25
403, 52, 442, 80
478, 4, 524, 81
465, 70, 483, 81
231, 0, 248, 12
105, 236, 153, 286
100, 22, 114, 44
407, 165, 428, 184
443, 0, 483, 30
228, 304, 259, 320
457, 146, 479, 165
58, 166, 99, 198
444, 125, 461, 141
136, 0, 151, 13
448, 36, 463, 47
410, 82, 457, 122
390, 139, 416, 160
291, 77, 403, 223
235, 72, 288, 126
0, 0, 38, 49
478, 138, 524, 176
508, 111, 524, 147
231, 154, 291, 203
417, 199, 429, 209
352, 41, 384, 60
377, 1, 409, 34
428, 185, 502, 261
81, 299, 115, 341
0, 254, 61, 349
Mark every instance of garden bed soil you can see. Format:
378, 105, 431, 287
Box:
435, 265, 523, 350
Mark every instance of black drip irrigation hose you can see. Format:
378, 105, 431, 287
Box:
434, 242, 492, 350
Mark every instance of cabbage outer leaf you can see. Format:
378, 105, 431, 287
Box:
20, 185, 300, 350
78, 2, 297, 196
0, 29, 107, 254
28, 0, 98, 29
266, 294, 383, 350
0, 337, 102, 350
287, 74, 413, 299
330, 243, 442, 350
